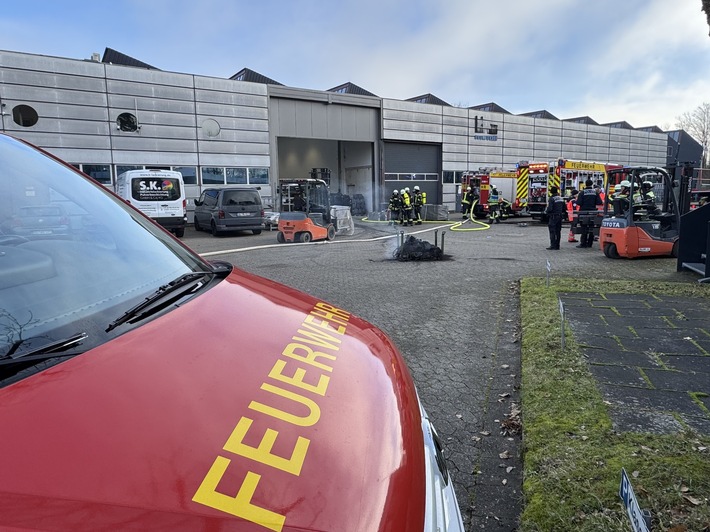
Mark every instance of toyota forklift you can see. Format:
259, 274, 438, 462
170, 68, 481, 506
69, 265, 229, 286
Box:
599, 167, 681, 259
276, 178, 336, 243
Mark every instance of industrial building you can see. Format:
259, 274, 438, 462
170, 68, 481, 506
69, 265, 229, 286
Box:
0, 48, 684, 218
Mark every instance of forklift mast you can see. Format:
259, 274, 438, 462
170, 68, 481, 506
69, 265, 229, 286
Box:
278, 179, 332, 224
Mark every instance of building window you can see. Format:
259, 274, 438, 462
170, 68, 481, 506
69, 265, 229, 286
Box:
116, 112, 139, 132
249, 168, 269, 184
226, 167, 247, 184
12, 105, 39, 127
384, 172, 439, 181
202, 167, 225, 185
174, 166, 197, 185
116, 165, 143, 176
201, 119, 221, 137
82, 164, 112, 185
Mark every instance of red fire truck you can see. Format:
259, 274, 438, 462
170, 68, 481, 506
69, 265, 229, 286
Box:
521, 162, 556, 221
461, 169, 517, 220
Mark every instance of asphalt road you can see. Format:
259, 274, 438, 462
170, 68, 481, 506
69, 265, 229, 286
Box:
181, 217, 699, 530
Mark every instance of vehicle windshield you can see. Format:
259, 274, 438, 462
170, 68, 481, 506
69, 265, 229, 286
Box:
0, 135, 210, 362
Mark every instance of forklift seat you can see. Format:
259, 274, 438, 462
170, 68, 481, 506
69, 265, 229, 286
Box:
280, 211, 308, 221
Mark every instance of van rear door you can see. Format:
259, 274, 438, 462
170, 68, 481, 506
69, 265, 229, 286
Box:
220, 189, 262, 228
130, 175, 183, 218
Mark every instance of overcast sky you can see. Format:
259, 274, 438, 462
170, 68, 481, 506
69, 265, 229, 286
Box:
3, 0, 709, 129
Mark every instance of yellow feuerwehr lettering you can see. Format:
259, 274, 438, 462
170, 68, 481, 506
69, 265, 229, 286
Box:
193, 300, 352, 527
192, 457, 286, 532
303, 314, 346, 335
281, 342, 335, 372
293, 323, 341, 350
269, 359, 330, 396
223, 417, 310, 476
249, 383, 321, 427
314, 302, 350, 321
309, 308, 349, 327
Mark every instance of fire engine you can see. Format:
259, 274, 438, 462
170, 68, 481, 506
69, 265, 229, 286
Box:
460, 169, 518, 220
520, 161, 558, 221
557, 159, 623, 196
563, 160, 625, 241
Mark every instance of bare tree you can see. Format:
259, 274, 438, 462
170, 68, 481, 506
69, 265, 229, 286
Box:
703, 0, 710, 35
675, 102, 710, 167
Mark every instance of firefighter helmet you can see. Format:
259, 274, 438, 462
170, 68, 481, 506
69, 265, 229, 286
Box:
392, 189, 399, 195
467, 186, 472, 191
642, 181, 653, 189
405, 187, 410, 193
619, 180, 631, 188
414, 185, 420, 191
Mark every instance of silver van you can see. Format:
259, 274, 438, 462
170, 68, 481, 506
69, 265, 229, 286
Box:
193, 187, 264, 236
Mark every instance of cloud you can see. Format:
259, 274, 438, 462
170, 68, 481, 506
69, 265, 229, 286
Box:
1, 0, 709, 129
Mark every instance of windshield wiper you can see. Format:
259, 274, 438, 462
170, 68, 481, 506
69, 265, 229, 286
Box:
0, 332, 88, 366
106, 272, 212, 333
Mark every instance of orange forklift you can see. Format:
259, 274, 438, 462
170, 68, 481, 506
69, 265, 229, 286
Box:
276, 178, 336, 243
599, 167, 681, 259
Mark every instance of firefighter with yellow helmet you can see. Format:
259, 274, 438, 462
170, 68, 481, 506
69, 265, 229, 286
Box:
401, 187, 413, 226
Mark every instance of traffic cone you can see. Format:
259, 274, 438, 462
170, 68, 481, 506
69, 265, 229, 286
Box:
568, 229, 578, 243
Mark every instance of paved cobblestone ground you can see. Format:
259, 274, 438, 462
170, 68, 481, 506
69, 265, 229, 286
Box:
186, 218, 702, 531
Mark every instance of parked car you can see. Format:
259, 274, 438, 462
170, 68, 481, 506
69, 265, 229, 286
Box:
0, 133, 464, 531
194, 187, 264, 236
3, 204, 70, 240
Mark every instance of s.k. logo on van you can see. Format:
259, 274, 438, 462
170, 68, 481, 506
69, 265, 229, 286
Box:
133, 179, 180, 201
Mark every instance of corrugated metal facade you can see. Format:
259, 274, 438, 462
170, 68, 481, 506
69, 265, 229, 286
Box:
0, 49, 671, 213
0, 50, 270, 170
381, 99, 667, 171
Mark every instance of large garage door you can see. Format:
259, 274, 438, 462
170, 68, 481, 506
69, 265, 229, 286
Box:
384, 142, 441, 204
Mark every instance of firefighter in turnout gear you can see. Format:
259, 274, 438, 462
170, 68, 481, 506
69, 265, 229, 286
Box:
545, 186, 566, 250
401, 187, 413, 226
412, 185, 426, 225
612, 180, 632, 216
488, 186, 501, 223
388, 190, 402, 225
461, 186, 475, 219
641, 181, 655, 202
575, 179, 602, 248
639, 180, 658, 216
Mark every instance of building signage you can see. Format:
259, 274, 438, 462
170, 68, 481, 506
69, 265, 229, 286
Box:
473, 115, 498, 141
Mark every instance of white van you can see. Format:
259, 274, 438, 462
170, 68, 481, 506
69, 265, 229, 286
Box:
115, 170, 187, 237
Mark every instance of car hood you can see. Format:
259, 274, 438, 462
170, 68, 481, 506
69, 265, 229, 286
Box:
0, 268, 425, 531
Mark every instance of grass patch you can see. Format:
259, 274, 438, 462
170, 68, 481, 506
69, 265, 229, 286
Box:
520, 277, 710, 531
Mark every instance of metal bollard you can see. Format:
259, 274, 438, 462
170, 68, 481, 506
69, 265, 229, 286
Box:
434, 229, 438, 248
441, 231, 445, 255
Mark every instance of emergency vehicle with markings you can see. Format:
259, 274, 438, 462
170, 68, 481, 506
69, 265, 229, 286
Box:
460, 169, 523, 220
520, 161, 557, 222
558, 159, 622, 237
0, 133, 465, 531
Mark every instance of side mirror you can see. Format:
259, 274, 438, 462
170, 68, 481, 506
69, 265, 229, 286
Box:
194, 199, 202, 206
